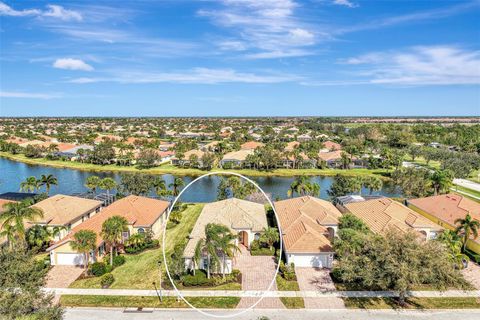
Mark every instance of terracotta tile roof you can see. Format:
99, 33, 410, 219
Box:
345, 198, 442, 235
274, 196, 342, 254
322, 141, 342, 151
48, 195, 169, 249
0, 199, 15, 212
284, 141, 300, 152
31, 195, 102, 226
184, 198, 268, 257
183, 149, 205, 159
240, 141, 264, 150
409, 193, 480, 227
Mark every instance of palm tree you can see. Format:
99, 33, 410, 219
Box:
85, 175, 101, 194
455, 214, 480, 252
215, 226, 240, 279
0, 224, 17, 250
287, 175, 309, 197
70, 230, 97, 275
152, 177, 170, 198
39, 174, 58, 194
361, 176, 383, 195
99, 177, 116, 204
196, 223, 222, 279
430, 170, 453, 195
259, 227, 280, 251
101, 215, 129, 266
340, 152, 352, 169
169, 177, 185, 197
20, 176, 41, 193
0, 199, 43, 247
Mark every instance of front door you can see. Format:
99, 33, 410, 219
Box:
239, 231, 248, 247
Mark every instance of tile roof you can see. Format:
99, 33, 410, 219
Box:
322, 141, 342, 151
222, 149, 254, 161
274, 196, 342, 254
409, 193, 480, 226
317, 150, 343, 162
183, 198, 268, 257
345, 198, 442, 235
48, 195, 169, 249
31, 195, 102, 226
240, 141, 264, 150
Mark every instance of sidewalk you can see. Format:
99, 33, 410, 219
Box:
45, 288, 480, 298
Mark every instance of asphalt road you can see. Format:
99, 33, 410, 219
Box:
64, 308, 480, 320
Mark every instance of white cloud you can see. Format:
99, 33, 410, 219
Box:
340, 46, 480, 85
0, 91, 60, 99
53, 58, 94, 71
42, 5, 82, 21
200, 0, 317, 59
333, 0, 358, 8
0, 2, 39, 16
0, 2, 82, 21
68, 68, 300, 84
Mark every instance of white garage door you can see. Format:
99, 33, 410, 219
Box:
289, 254, 328, 268
55, 253, 85, 266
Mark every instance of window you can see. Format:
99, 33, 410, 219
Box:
122, 231, 130, 241
138, 228, 145, 234
254, 233, 261, 240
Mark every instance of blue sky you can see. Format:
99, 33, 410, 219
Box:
0, 0, 479, 117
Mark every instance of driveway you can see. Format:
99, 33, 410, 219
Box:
45, 265, 84, 288
234, 246, 284, 309
462, 262, 480, 290
295, 267, 345, 309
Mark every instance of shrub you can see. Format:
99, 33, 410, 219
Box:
182, 270, 213, 287
251, 247, 275, 256
279, 261, 296, 281
113, 255, 126, 267
100, 273, 115, 288
89, 262, 108, 277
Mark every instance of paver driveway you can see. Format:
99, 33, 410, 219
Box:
234, 246, 284, 309
46, 265, 84, 288
295, 267, 345, 309
461, 261, 480, 289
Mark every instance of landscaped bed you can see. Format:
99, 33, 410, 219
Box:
275, 274, 304, 309
343, 297, 480, 309
60, 295, 240, 309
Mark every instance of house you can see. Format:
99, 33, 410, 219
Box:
407, 194, 480, 253
56, 144, 94, 159
284, 141, 300, 152
159, 142, 175, 151
240, 141, 264, 150
184, 198, 268, 274
29, 195, 103, 241
317, 150, 344, 168
201, 141, 220, 152
297, 134, 312, 142
172, 149, 205, 167
47, 195, 170, 266
220, 149, 254, 168
274, 196, 342, 268
334, 195, 385, 213
345, 198, 442, 240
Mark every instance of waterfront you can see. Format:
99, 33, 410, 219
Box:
0, 157, 401, 202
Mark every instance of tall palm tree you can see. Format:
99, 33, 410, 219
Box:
85, 175, 101, 194
287, 175, 309, 197
430, 170, 453, 196
169, 177, 185, 197
19, 176, 41, 193
259, 227, 280, 251
101, 215, 129, 266
70, 230, 97, 275
39, 174, 58, 194
99, 177, 116, 204
0, 199, 43, 247
362, 176, 383, 195
152, 177, 170, 198
0, 224, 17, 250
455, 214, 480, 252
196, 223, 222, 279
214, 226, 240, 279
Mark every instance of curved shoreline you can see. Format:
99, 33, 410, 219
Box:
0, 152, 391, 179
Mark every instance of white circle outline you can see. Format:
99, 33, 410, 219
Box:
161, 172, 283, 318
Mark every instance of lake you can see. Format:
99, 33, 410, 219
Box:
0, 157, 401, 202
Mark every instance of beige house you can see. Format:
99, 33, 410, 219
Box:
345, 198, 442, 240
30, 194, 103, 241
47, 195, 170, 266
184, 198, 268, 274
274, 196, 342, 268
220, 149, 254, 168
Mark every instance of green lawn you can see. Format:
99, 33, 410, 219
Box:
409, 157, 441, 170
70, 203, 204, 289
344, 297, 480, 309
451, 185, 480, 200
60, 295, 240, 309
276, 275, 304, 309
0, 151, 391, 178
